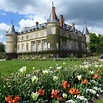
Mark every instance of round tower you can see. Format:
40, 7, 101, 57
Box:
6, 20, 17, 59
47, 3, 60, 51
82, 22, 90, 56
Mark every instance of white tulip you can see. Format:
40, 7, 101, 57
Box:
31, 92, 39, 101
31, 75, 38, 83
62, 93, 67, 99
19, 66, 26, 74
89, 71, 94, 75
42, 70, 49, 74
77, 75, 82, 80
53, 76, 58, 81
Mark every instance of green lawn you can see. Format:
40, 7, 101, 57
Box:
96, 98, 103, 103
0, 60, 82, 75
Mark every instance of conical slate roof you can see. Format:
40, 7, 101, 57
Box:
82, 22, 89, 35
7, 20, 16, 34
47, 2, 59, 22
48, 12, 59, 22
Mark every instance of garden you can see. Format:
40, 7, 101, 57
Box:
0, 58, 103, 103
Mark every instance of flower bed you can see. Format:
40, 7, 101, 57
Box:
0, 61, 103, 103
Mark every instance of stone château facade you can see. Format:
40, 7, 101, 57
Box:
6, 3, 90, 59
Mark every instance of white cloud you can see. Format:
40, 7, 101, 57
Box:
0, 35, 3, 39
0, 23, 9, 43
18, 15, 46, 31
0, 34, 4, 42
89, 26, 103, 35
0, 23, 9, 31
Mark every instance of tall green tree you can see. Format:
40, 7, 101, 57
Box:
97, 34, 103, 53
90, 33, 99, 53
0, 42, 5, 52
90, 33, 103, 53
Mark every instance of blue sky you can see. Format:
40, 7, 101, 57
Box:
0, 10, 26, 26
0, 0, 103, 44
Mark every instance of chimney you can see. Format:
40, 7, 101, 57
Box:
52, 3, 56, 20
60, 15, 64, 28
36, 21, 39, 26
72, 23, 75, 28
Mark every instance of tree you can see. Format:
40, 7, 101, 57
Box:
90, 33, 103, 54
0, 42, 5, 52
90, 33, 98, 53
97, 34, 103, 53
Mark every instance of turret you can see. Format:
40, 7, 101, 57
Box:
47, 2, 60, 50
6, 20, 17, 59
82, 22, 90, 53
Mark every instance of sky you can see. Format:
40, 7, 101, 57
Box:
0, 0, 103, 44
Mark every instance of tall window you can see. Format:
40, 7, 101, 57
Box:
17, 45, 19, 50
17, 37, 19, 42
51, 27, 56, 34
32, 42, 36, 51
37, 41, 41, 51
56, 43, 59, 48
26, 44, 28, 51
21, 44, 24, 51
22, 36, 24, 41
48, 43, 50, 48
38, 32, 41, 37
44, 31, 47, 36
26, 35, 28, 40
33, 33, 36, 38
43, 41, 47, 50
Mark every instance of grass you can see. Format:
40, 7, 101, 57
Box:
96, 98, 103, 103
0, 60, 82, 75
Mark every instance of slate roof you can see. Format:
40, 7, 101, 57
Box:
47, 12, 59, 22
62, 24, 82, 35
20, 23, 47, 34
7, 21, 16, 34
82, 22, 89, 35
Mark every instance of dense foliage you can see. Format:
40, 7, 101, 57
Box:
0, 42, 5, 53
90, 33, 103, 54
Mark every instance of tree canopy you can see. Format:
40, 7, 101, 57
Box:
0, 42, 5, 52
90, 33, 103, 54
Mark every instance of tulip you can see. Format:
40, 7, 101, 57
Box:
77, 75, 82, 80
31, 75, 38, 83
53, 76, 58, 81
62, 93, 67, 99
19, 66, 26, 74
31, 92, 39, 101
42, 70, 49, 74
